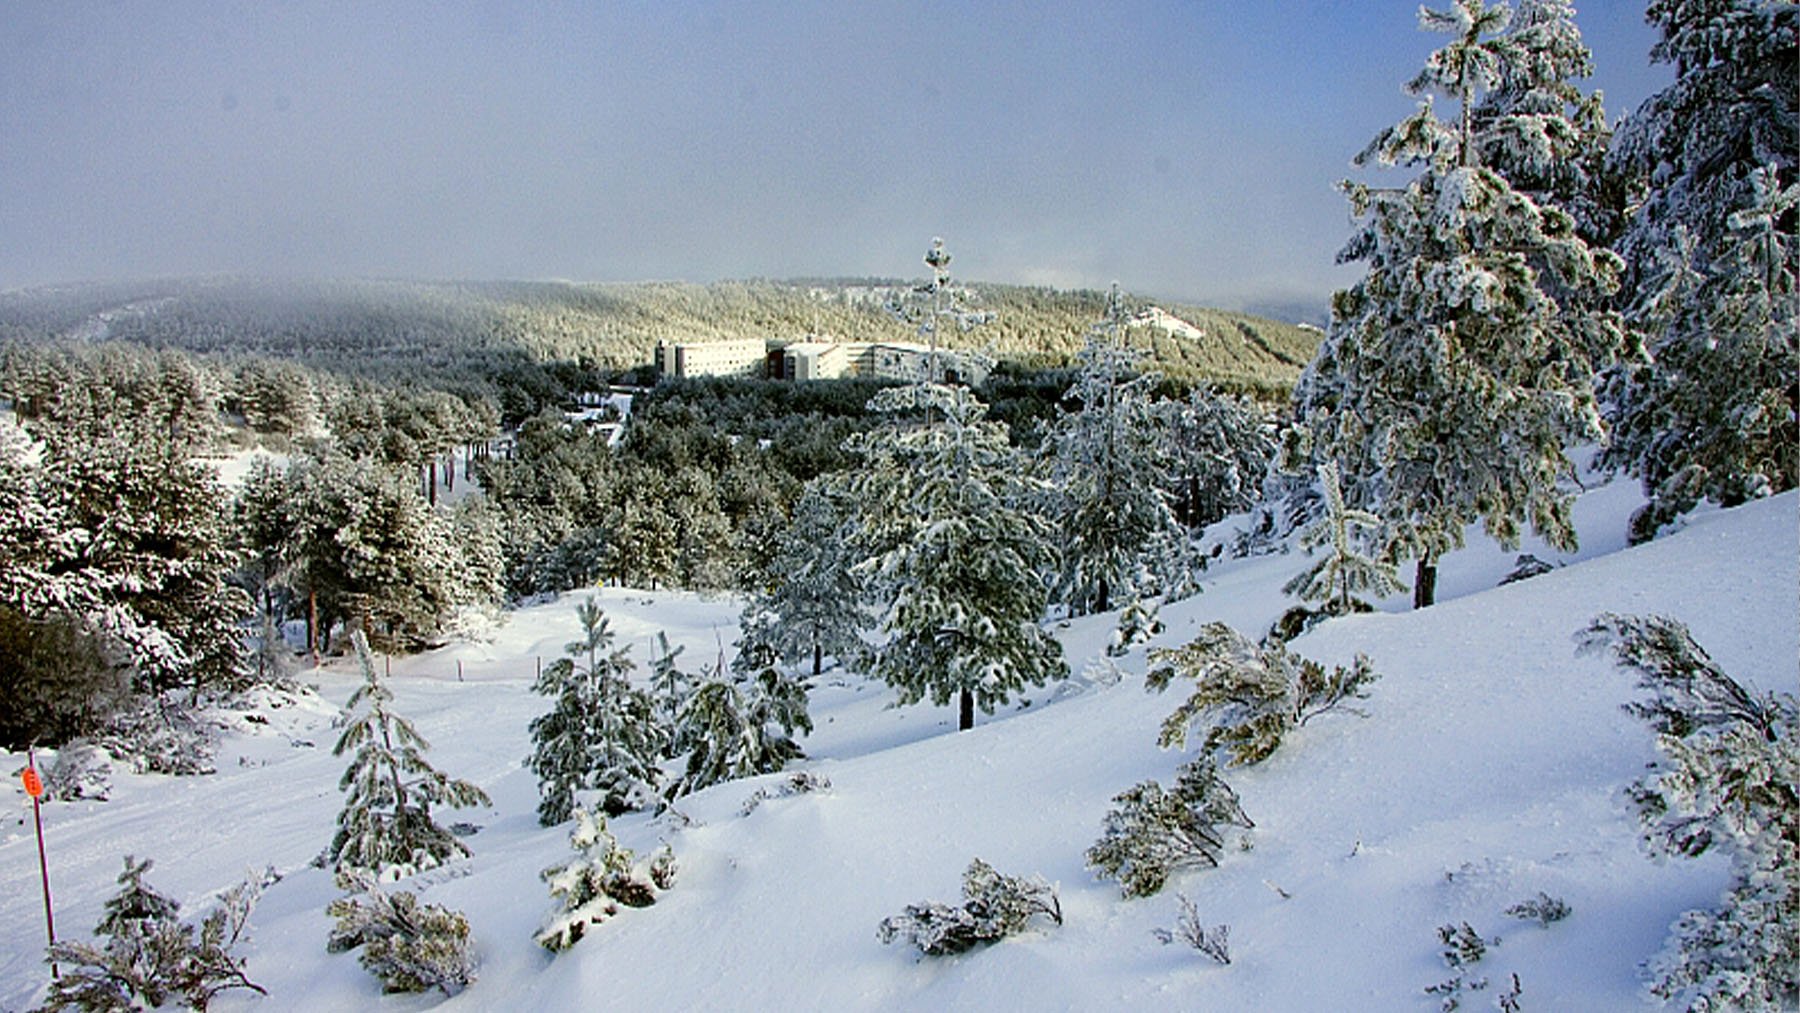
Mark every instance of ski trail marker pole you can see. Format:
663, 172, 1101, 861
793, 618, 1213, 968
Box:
23, 746, 58, 979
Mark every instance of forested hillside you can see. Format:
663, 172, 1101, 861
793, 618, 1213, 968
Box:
0, 276, 1318, 394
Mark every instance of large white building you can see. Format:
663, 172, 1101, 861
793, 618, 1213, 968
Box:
655, 336, 990, 386
653, 338, 766, 378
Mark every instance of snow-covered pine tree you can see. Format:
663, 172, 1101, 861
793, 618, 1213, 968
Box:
527, 598, 663, 824
1148, 622, 1378, 767
1282, 461, 1406, 616
1602, 1, 1796, 541
1086, 756, 1254, 898
1107, 595, 1165, 658
648, 630, 689, 732
740, 481, 870, 677
1166, 386, 1278, 535
877, 858, 1062, 957
845, 382, 1067, 731
1294, 0, 1628, 607
1579, 613, 1798, 1010
39, 856, 265, 1012
327, 870, 475, 995
535, 806, 675, 952
665, 640, 809, 799
1040, 284, 1185, 616
328, 632, 491, 878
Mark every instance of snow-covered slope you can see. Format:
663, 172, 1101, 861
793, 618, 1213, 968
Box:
3, 487, 1794, 1011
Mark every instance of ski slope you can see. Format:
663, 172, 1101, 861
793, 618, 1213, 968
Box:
3, 483, 1794, 1011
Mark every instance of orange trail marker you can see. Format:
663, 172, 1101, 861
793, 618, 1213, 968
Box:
24, 748, 57, 979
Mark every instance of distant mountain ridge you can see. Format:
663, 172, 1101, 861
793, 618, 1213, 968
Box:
0, 276, 1321, 393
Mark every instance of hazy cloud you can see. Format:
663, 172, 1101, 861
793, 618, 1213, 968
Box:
0, 1, 1668, 312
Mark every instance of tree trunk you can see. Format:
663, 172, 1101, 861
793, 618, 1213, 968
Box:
308, 587, 320, 664
813, 642, 823, 678
1413, 558, 1438, 610
958, 688, 974, 731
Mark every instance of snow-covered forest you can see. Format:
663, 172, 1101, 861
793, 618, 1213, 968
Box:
1, 1, 1794, 1010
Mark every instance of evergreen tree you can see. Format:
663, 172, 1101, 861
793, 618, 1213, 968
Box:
1282, 461, 1406, 616
1581, 613, 1798, 1010
740, 481, 869, 677
1149, 622, 1378, 767
1295, 0, 1628, 607
1041, 284, 1186, 615
327, 870, 475, 996
1086, 757, 1254, 898
877, 858, 1062, 957
1600, 0, 1796, 540
535, 806, 676, 952
666, 641, 809, 799
1166, 387, 1278, 534
647, 630, 690, 731
846, 383, 1068, 731
527, 599, 663, 824
39, 857, 265, 1013
328, 632, 491, 878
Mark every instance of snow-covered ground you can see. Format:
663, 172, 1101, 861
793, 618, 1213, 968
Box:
3, 480, 1794, 1011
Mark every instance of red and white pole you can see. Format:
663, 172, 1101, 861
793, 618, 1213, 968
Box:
23, 746, 57, 980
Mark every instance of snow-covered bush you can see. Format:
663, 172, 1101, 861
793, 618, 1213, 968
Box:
1086, 756, 1253, 898
1423, 921, 1493, 1011
1147, 622, 1378, 766
44, 741, 112, 801
1107, 596, 1164, 658
328, 632, 491, 878
739, 770, 832, 817
1152, 892, 1231, 964
535, 806, 674, 952
877, 858, 1062, 957
38, 856, 264, 1012
1579, 612, 1798, 1011
97, 696, 216, 776
1504, 891, 1571, 928
327, 870, 475, 995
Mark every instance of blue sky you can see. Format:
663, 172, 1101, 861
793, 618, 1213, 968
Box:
0, 2, 1670, 316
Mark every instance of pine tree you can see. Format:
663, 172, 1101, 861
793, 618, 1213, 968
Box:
1086, 757, 1254, 898
666, 641, 809, 799
740, 481, 869, 677
1282, 461, 1406, 616
647, 630, 690, 731
40, 857, 265, 1012
1600, 0, 1796, 540
327, 870, 475, 996
1166, 387, 1278, 534
535, 806, 675, 952
1295, 0, 1628, 607
877, 858, 1062, 957
527, 599, 663, 824
1148, 622, 1378, 767
328, 632, 491, 878
1041, 285, 1185, 615
845, 383, 1067, 731
1580, 613, 1798, 1010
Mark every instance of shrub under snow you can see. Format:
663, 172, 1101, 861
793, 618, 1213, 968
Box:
877, 858, 1062, 957
1580, 612, 1798, 1011
1147, 621, 1377, 766
327, 870, 476, 996
1086, 756, 1253, 898
535, 806, 675, 952
37, 856, 265, 1013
